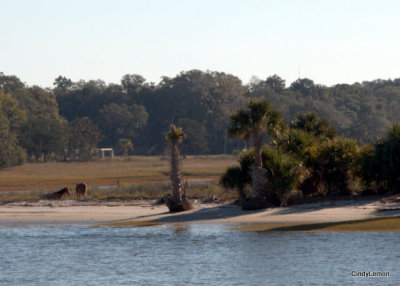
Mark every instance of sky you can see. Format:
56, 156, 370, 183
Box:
1, 0, 400, 88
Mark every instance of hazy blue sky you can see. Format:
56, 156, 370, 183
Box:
1, 0, 400, 87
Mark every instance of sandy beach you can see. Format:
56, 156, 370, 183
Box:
1, 197, 399, 226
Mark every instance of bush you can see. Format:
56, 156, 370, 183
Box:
220, 166, 248, 200
262, 146, 307, 206
278, 129, 318, 159
308, 137, 359, 196
221, 146, 307, 206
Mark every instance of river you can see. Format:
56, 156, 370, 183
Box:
0, 223, 398, 285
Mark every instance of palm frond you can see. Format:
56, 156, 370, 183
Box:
165, 124, 187, 145
228, 99, 283, 141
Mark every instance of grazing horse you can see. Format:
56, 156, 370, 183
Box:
75, 183, 88, 198
41, 187, 71, 200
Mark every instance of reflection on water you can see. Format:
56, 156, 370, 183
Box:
0, 224, 398, 285
167, 223, 191, 234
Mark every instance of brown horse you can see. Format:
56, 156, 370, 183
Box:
41, 187, 71, 200
75, 183, 88, 198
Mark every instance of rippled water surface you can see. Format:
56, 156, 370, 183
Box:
0, 223, 398, 285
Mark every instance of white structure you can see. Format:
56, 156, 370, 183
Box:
96, 148, 114, 160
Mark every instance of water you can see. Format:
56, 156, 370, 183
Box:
0, 223, 398, 286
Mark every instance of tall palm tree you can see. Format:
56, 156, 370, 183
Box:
164, 124, 192, 212
228, 99, 283, 201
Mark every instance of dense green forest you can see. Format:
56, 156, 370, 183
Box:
1, 70, 400, 170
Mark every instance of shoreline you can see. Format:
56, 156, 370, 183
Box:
1, 198, 400, 229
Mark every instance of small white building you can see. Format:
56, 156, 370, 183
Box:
96, 148, 114, 160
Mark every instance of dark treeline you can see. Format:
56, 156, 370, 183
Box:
53, 71, 246, 156
1, 70, 400, 169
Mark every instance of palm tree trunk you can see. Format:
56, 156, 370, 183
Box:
170, 144, 183, 202
251, 129, 265, 199
253, 128, 263, 168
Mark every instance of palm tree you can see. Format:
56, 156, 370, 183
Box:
290, 112, 336, 139
164, 124, 192, 212
228, 99, 283, 204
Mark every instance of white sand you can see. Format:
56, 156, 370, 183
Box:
1, 198, 399, 225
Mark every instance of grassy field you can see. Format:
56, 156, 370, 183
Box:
0, 155, 238, 201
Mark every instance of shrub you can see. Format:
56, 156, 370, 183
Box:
262, 146, 307, 206
278, 129, 318, 160
221, 146, 307, 206
309, 137, 359, 196
220, 166, 248, 200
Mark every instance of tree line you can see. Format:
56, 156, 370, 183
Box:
1, 70, 400, 170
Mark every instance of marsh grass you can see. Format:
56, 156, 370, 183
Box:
0, 182, 236, 203
0, 189, 50, 202
234, 216, 400, 232
84, 183, 234, 202
89, 183, 171, 201
185, 184, 235, 201
0, 155, 237, 192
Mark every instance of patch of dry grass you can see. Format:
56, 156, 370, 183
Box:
234, 216, 400, 232
187, 184, 236, 202
0, 155, 237, 192
88, 183, 171, 201
99, 182, 236, 202
0, 189, 49, 202
0, 181, 236, 203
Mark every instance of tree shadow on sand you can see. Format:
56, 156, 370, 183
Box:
270, 198, 381, 216
161, 205, 268, 223
119, 204, 267, 224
